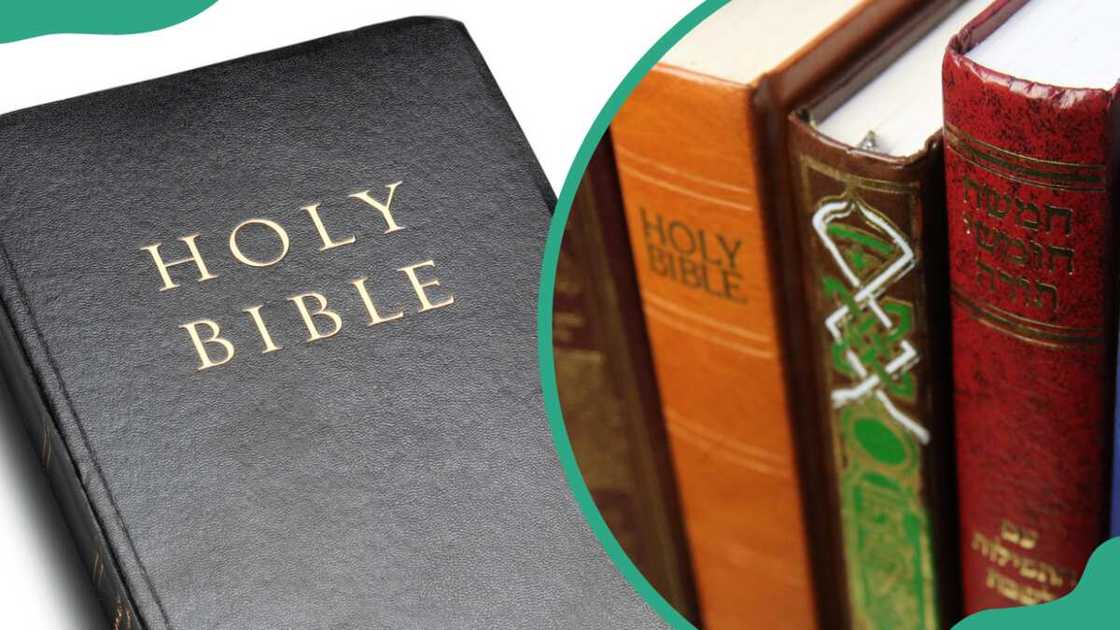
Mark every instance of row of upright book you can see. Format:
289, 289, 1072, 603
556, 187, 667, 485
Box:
554, 0, 1120, 628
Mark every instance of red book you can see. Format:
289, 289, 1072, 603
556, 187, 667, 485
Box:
943, 0, 1118, 613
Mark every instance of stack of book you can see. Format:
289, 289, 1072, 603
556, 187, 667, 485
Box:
556, 0, 1120, 628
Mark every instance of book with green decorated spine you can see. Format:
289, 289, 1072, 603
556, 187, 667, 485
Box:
782, 1, 985, 628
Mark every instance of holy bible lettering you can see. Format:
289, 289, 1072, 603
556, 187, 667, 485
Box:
139, 181, 456, 371
637, 206, 747, 303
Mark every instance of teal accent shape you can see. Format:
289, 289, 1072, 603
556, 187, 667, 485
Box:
954, 538, 1120, 629
0, 1, 217, 44
536, 1, 727, 628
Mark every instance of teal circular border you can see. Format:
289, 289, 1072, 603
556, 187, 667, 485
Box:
536, 2, 726, 627
536, 4, 1120, 629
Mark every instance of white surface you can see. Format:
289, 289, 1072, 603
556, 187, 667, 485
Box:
0, 2, 692, 628
663, 0, 859, 84
818, 0, 992, 156
0, 1, 694, 192
969, 0, 1120, 89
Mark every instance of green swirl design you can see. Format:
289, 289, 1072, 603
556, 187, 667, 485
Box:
0, 1, 217, 43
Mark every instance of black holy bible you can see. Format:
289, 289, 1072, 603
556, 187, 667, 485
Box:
0, 18, 662, 629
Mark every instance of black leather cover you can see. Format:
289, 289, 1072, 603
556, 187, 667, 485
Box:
0, 17, 662, 629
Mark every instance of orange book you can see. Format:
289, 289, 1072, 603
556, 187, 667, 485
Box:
610, 1, 914, 627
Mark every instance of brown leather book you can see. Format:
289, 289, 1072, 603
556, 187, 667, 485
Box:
554, 136, 699, 622
609, 1, 916, 627
785, 3, 989, 628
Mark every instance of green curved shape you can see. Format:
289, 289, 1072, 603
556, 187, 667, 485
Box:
852, 416, 908, 466
0, 1, 217, 44
536, 2, 727, 628
954, 537, 1120, 629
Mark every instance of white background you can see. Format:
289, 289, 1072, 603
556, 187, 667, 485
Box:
0, 1, 694, 627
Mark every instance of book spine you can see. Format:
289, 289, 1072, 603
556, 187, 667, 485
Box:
943, 37, 1117, 612
789, 119, 957, 630
555, 136, 697, 620
0, 247, 142, 629
611, 64, 816, 629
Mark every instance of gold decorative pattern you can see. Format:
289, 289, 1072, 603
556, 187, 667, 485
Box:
950, 286, 1104, 348
614, 162, 757, 212
796, 151, 939, 630
944, 123, 1106, 192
